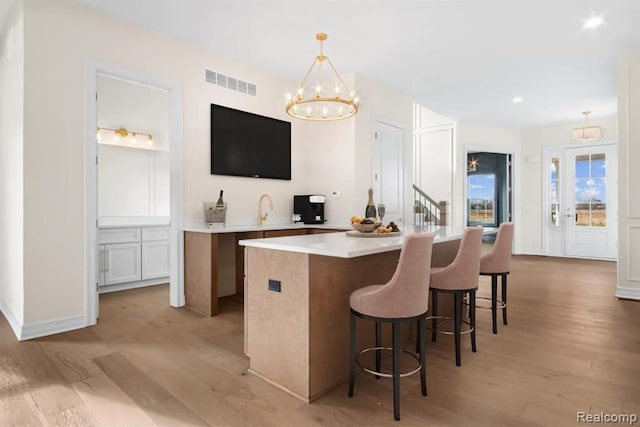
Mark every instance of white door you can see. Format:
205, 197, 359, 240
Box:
563, 144, 617, 259
372, 121, 404, 224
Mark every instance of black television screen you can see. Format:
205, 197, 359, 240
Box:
211, 104, 291, 180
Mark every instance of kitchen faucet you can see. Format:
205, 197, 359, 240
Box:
258, 194, 273, 225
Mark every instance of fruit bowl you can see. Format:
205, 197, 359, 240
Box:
351, 222, 380, 233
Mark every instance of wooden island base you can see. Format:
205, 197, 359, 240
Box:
244, 238, 460, 402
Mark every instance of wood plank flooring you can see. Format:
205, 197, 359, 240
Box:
1, 253, 639, 426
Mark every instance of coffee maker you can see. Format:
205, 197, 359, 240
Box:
293, 195, 326, 224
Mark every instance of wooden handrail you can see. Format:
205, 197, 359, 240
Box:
413, 184, 448, 227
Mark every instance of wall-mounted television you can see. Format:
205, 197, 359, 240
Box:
210, 104, 291, 180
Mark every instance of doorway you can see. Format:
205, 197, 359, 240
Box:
466, 152, 512, 230
84, 61, 184, 326
543, 142, 617, 259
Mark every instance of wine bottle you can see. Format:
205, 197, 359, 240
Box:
216, 190, 224, 207
365, 188, 377, 219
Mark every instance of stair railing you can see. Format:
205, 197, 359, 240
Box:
413, 184, 448, 229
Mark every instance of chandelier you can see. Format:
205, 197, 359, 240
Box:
286, 33, 359, 121
571, 111, 602, 141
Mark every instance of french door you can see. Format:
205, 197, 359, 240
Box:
563, 144, 617, 259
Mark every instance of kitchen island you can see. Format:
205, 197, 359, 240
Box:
183, 223, 349, 316
239, 226, 467, 402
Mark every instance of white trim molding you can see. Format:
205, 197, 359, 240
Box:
20, 315, 86, 341
0, 300, 85, 341
615, 286, 640, 301
85, 58, 185, 327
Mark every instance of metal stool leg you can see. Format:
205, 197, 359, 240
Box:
431, 289, 438, 343
375, 320, 382, 380
502, 273, 508, 325
348, 311, 356, 397
469, 290, 477, 352
392, 320, 400, 421
454, 291, 462, 367
491, 275, 498, 334
419, 317, 427, 396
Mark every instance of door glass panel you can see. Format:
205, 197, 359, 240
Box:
575, 154, 590, 178
592, 203, 606, 226
591, 153, 606, 177
574, 153, 607, 227
468, 174, 495, 225
550, 157, 560, 226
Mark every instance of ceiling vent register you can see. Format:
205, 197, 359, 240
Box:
205, 69, 256, 96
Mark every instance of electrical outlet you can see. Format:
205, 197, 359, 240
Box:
268, 279, 281, 293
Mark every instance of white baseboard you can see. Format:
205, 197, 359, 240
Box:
20, 314, 86, 341
615, 286, 640, 301
518, 249, 543, 256
0, 300, 23, 340
99, 277, 168, 294
1, 301, 86, 341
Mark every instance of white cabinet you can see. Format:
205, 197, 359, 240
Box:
141, 227, 170, 280
100, 242, 142, 285
98, 226, 169, 291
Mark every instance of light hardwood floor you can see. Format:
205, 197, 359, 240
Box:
1, 254, 639, 426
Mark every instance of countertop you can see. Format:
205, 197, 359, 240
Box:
238, 226, 470, 258
98, 216, 170, 229
182, 222, 350, 234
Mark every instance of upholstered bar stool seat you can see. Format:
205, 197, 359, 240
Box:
348, 233, 434, 421
428, 227, 483, 367
479, 222, 514, 334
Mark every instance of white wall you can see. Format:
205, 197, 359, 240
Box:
520, 116, 618, 254
353, 74, 414, 226
0, 0, 24, 332
297, 117, 355, 224
616, 53, 640, 300
18, 0, 312, 326
97, 74, 170, 218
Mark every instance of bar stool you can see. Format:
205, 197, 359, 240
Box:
479, 222, 514, 334
348, 233, 434, 421
428, 227, 483, 367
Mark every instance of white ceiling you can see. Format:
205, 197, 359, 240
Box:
4, 0, 640, 127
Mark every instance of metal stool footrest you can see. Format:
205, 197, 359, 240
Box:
464, 295, 506, 310
355, 347, 421, 378
425, 315, 474, 335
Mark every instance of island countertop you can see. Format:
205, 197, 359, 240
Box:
239, 225, 470, 258
183, 222, 349, 234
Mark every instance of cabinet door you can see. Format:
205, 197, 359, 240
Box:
142, 240, 170, 280
104, 242, 142, 285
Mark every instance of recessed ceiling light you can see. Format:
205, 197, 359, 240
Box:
583, 16, 604, 29
512, 96, 523, 104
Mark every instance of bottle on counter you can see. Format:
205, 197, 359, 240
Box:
365, 188, 377, 219
216, 190, 224, 207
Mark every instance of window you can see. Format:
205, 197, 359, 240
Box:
550, 157, 560, 227
468, 174, 496, 225
574, 153, 606, 227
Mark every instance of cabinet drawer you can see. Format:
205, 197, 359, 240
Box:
264, 229, 308, 238
98, 228, 141, 244
142, 226, 170, 242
